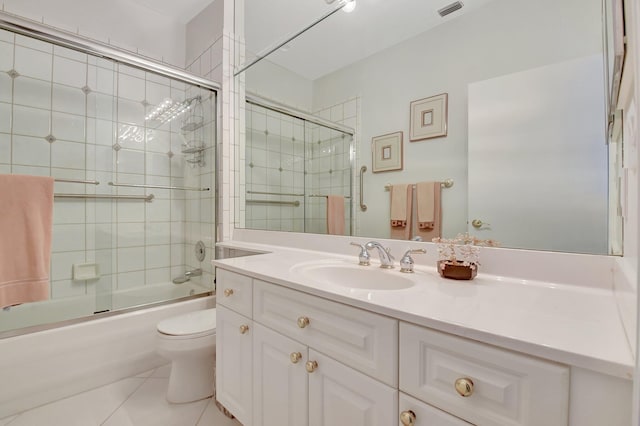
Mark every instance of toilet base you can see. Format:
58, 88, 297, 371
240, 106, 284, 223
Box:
166, 354, 215, 403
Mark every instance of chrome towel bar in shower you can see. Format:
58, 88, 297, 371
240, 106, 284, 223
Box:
54, 193, 155, 202
54, 178, 100, 185
246, 199, 300, 207
108, 182, 210, 191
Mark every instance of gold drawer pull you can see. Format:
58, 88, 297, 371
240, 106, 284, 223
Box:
223, 288, 234, 297
400, 410, 416, 426
454, 377, 474, 397
297, 316, 310, 328
290, 352, 302, 364
305, 360, 318, 373
239, 324, 249, 334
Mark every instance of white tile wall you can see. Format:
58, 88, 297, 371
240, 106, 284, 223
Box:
244, 101, 352, 234
1, 32, 217, 315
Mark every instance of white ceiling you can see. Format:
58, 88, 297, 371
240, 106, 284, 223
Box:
244, 0, 496, 80
129, 0, 215, 23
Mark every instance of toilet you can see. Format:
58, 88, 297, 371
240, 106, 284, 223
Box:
156, 308, 217, 403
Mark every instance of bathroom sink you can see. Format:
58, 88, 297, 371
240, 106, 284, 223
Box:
290, 260, 415, 291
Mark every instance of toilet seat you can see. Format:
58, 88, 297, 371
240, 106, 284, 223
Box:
157, 308, 216, 338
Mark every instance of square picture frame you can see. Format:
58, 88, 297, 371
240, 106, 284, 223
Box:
372, 131, 403, 173
410, 93, 448, 141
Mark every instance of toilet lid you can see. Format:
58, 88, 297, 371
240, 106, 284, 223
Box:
157, 308, 217, 336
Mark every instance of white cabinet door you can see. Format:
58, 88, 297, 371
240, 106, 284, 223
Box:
308, 350, 397, 426
253, 323, 308, 426
216, 305, 253, 426
399, 392, 473, 426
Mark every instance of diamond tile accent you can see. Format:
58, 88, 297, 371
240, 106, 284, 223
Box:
7, 69, 19, 79
44, 134, 56, 143
141, 100, 150, 107
249, 162, 254, 168
167, 150, 174, 158
264, 130, 269, 136
81, 85, 92, 95
278, 167, 283, 172
112, 143, 121, 151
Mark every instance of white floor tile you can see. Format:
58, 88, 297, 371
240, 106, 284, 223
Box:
133, 368, 157, 379
150, 364, 172, 378
196, 400, 242, 426
102, 378, 208, 426
0, 415, 17, 425
6, 378, 144, 426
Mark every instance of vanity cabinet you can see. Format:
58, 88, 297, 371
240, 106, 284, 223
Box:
216, 269, 254, 426
216, 268, 576, 426
216, 305, 253, 426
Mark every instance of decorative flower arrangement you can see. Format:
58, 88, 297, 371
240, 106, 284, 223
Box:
432, 233, 500, 280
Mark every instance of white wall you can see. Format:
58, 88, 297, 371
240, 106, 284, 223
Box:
312, 0, 603, 241
468, 55, 607, 254
245, 58, 314, 111
186, 0, 224, 81
1, 0, 186, 67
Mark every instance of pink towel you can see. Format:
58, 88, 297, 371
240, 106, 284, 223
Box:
415, 181, 442, 240
390, 184, 412, 240
326, 195, 345, 235
0, 174, 54, 308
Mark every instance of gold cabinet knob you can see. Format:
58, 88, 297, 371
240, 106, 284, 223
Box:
400, 410, 416, 426
297, 316, 310, 328
290, 352, 302, 364
454, 377, 474, 397
223, 288, 234, 297
239, 324, 249, 334
305, 360, 318, 373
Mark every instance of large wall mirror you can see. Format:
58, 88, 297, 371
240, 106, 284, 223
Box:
233, 0, 624, 255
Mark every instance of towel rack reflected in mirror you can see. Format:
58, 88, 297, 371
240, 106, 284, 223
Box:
308, 194, 351, 199
246, 199, 300, 207
384, 179, 454, 191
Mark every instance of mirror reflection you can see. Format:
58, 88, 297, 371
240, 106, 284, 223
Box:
236, 0, 621, 255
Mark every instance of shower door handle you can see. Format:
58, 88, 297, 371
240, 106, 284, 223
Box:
359, 166, 367, 212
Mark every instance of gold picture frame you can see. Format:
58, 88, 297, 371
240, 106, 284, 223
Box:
410, 93, 448, 141
372, 131, 403, 173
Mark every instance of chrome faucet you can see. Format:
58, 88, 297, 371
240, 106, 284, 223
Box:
172, 268, 202, 284
350, 242, 371, 266
365, 241, 394, 269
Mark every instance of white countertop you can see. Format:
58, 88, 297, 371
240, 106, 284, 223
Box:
213, 241, 634, 379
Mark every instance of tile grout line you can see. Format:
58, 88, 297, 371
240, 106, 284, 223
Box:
98, 371, 156, 426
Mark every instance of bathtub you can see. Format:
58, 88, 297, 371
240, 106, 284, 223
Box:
0, 281, 211, 334
0, 292, 216, 419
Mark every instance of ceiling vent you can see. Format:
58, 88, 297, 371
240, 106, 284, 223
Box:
438, 1, 464, 17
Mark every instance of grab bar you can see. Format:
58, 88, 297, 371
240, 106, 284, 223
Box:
247, 190, 304, 197
54, 178, 99, 185
308, 194, 352, 199
246, 199, 300, 207
359, 166, 367, 211
109, 182, 210, 191
55, 193, 155, 202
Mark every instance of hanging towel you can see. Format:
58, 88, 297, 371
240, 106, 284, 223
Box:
390, 184, 412, 240
0, 174, 54, 308
326, 195, 345, 235
415, 181, 442, 241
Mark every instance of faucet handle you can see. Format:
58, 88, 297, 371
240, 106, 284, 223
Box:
399, 249, 426, 273
350, 242, 371, 266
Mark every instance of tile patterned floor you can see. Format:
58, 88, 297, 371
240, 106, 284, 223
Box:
0, 365, 242, 426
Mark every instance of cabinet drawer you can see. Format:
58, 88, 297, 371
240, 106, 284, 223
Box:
254, 280, 398, 386
216, 268, 253, 317
400, 323, 569, 426
399, 392, 472, 426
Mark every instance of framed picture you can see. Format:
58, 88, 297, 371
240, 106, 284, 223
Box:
410, 93, 448, 141
372, 131, 403, 173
